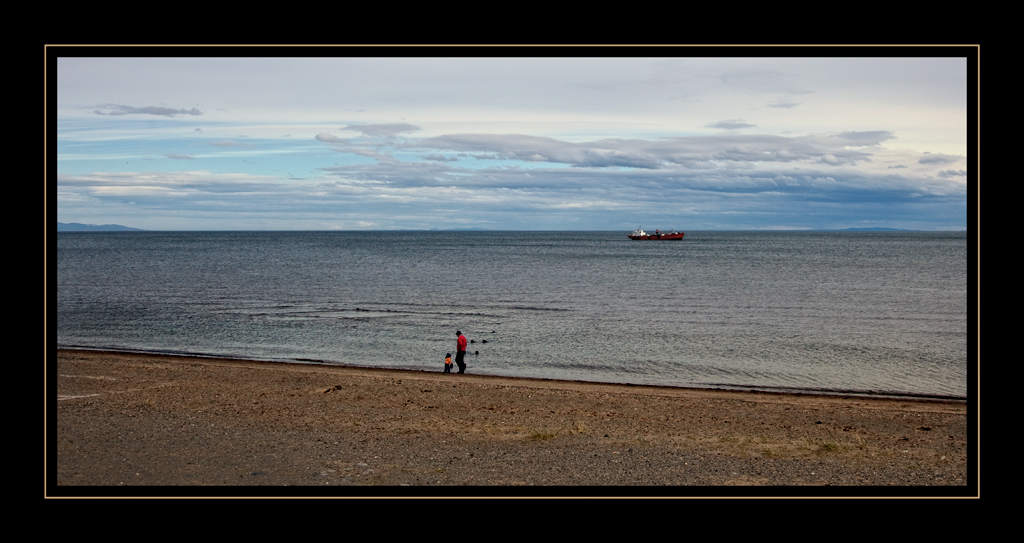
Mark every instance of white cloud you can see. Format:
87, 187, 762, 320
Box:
93, 104, 203, 117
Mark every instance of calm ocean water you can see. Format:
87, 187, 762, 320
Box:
56, 231, 968, 399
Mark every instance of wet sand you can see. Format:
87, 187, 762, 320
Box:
52, 349, 973, 496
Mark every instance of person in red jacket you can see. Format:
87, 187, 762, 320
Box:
455, 330, 468, 374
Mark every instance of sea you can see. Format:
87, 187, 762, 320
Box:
55, 230, 969, 400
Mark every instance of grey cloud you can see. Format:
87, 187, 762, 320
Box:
937, 169, 967, 178
832, 131, 895, 146
423, 154, 459, 162
919, 153, 963, 165
351, 148, 398, 164
93, 104, 203, 117
416, 133, 879, 170
166, 154, 195, 160
342, 123, 421, 137
316, 156, 964, 211
707, 119, 757, 130
416, 134, 664, 169
316, 133, 347, 143
58, 159, 965, 232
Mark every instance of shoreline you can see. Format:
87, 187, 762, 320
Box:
52, 349, 973, 494
56, 346, 967, 404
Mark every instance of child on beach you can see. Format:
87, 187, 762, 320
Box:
444, 353, 453, 373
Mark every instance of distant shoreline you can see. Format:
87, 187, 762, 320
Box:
56, 346, 966, 403
56, 222, 144, 232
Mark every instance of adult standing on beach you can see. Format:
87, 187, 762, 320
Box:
455, 330, 467, 374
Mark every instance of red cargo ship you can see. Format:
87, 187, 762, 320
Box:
628, 227, 684, 240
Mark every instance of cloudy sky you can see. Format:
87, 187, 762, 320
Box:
55, 52, 971, 231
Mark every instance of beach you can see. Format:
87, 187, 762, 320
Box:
53, 349, 971, 494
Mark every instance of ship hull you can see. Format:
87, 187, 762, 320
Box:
627, 233, 684, 240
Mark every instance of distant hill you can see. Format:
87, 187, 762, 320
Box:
57, 222, 144, 232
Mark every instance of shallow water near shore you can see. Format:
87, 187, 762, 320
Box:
56, 230, 967, 399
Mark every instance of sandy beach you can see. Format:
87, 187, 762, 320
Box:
51, 349, 973, 496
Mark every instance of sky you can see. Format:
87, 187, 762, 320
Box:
54, 51, 972, 231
